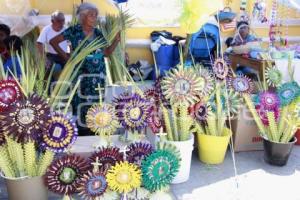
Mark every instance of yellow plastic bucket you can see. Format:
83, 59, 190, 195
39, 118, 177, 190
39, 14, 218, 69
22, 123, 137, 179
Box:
197, 128, 232, 164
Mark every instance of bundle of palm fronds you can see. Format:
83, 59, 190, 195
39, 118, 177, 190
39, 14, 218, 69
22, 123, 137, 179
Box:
0, 37, 106, 179
99, 9, 135, 84
161, 103, 194, 141
0, 136, 54, 178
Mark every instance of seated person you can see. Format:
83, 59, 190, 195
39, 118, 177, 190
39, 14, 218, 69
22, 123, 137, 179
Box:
0, 24, 11, 62
226, 35, 259, 81
233, 21, 257, 45
3, 35, 23, 78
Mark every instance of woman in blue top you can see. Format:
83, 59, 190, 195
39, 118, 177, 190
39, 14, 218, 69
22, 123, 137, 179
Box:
50, 3, 120, 135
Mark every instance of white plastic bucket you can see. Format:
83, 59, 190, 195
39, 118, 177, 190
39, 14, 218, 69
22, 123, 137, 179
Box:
166, 134, 194, 184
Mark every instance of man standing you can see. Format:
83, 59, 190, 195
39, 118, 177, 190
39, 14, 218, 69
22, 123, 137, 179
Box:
37, 11, 69, 78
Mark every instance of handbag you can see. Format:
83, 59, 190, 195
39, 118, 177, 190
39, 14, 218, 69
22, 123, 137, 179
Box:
215, 7, 237, 23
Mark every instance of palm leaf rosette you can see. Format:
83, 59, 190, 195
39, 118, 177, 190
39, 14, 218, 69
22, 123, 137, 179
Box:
265, 66, 282, 87
89, 147, 123, 171
128, 187, 150, 200
144, 88, 160, 105
147, 104, 163, 134
0, 132, 6, 146
161, 67, 203, 106
228, 74, 255, 95
252, 91, 280, 126
277, 81, 300, 107
154, 76, 170, 107
127, 142, 154, 166
41, 112, 78, 153
0, 79, 22, 112
189, 101, 210, 122
86, 103, 119, 136
208, 88, 241, 116
194, 65, 215, 97
141, 143, 180, 192
0, 94, 50, 143
78, 171, 108, 200
144, 88, 163, 133
213, 59, 230, 81
114, 93, 152, 131
106, 161, 141, 194
45, 154, 89, 195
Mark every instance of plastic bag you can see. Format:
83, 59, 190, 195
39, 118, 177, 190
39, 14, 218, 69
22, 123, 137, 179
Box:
0, 0, 37, 37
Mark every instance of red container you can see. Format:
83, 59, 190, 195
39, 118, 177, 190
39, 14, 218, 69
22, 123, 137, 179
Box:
295, 129, 300, 145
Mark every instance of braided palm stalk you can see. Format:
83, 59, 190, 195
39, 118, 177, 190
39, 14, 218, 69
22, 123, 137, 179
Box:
0, 146, 15, 178
215, 84, 224, 134
6, 136, 25, 177
207, 113, 217, 136
161, 105, 174, 141
178, 104, 192, 141
267, 112, 279, 142
243, 94, 266, 137
24, 141, 37, 177
37, 150, 55, 176
171, 105, 179, 141
278, 106, 288, 135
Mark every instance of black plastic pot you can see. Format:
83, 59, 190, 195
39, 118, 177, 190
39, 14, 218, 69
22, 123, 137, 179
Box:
263, 137, 297, 166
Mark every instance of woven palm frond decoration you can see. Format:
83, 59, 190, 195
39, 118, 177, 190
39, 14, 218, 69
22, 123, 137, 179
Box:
255, 105, 279, 126
0, 94, 50, 143
228, 74, 254, 94
128, 187, 150, 200
213, 58, 229, 80
89, 147, 123, 171
101, 189, 119, 200
78, 171, 108, 200
257, 91, 280, 110
106, 161, 141, 194
127, 142, 154, 166
86, 103, 119, 136
154, 76, 170, 107
144, 88, 160, 104
194, 65, 215, 97
141, 143, 180, 192
147, 104, 163, 134
161, 67, 203, 106
0, 79, 22, 112
41, 113, 78, 153
45, 154, 89, 195
224, 89, 242, 115
265, 66, 282, 87
189, 101, 210, 122
0, 132, 6, 146
114, 93, 152, 131
277, 81, 300, 107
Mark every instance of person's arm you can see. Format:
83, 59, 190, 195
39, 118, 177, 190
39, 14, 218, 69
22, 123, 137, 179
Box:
36, 27, 47, 56
50, 34, 69, 62
103, 32, 121, 56
36, 42, 45, 56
